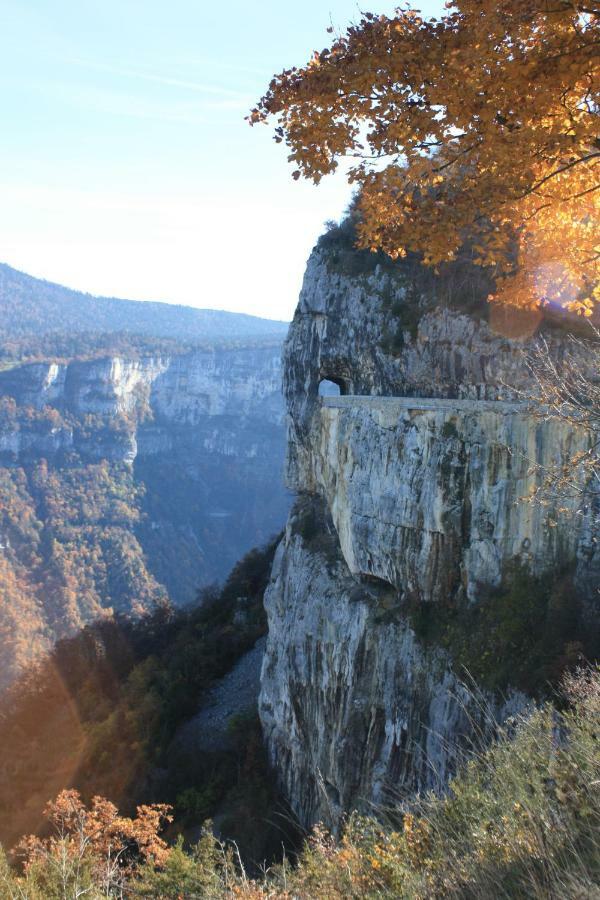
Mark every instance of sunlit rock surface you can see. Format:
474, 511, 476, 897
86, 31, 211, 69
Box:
311, 396, 589, 601
260, 245, 598, 828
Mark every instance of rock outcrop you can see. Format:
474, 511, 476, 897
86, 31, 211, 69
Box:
260, 243, 598, 828
0, 344, 284, 447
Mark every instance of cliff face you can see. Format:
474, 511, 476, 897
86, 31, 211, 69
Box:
260, 245, 598, 828
262, 498, 528, 827
0, 344, 289, 687
306, 397, 588, 602
0, 344, 283, 434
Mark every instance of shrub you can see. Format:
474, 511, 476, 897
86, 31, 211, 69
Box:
3, 669, 598, 897
408, 561, 593, 696
0, 537, 280, 853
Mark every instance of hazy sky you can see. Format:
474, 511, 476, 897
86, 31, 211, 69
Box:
0, 0, 443, 321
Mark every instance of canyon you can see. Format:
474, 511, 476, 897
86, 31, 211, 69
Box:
0, 271, 290, 688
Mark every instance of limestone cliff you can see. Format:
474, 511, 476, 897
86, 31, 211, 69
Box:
260, 241, 598, 828
0, 343, 289, 687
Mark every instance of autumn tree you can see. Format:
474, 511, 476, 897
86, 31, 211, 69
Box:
251, 1, 599, 313
15, 790, 172, 897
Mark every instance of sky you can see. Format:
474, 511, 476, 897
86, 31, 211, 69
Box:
0, 0, 443, 321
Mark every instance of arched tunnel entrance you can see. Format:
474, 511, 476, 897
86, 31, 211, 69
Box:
318, 376, 350, 397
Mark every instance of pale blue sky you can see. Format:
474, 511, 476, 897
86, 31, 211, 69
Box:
0, 0, 443, 320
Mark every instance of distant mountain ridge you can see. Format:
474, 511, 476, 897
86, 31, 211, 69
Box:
0, 262, 288, 342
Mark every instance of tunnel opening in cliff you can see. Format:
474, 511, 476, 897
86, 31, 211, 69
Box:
318, 377, 348, 397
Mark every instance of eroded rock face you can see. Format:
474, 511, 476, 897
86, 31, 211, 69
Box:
261, 498, 527, 828
309, 396, 589, 602
0, 347, 285, 471
0, 346, 283, 436
284, 249, 596, 489
260, 245, 598, 828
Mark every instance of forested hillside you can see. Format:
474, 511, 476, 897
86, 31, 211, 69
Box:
0, 541, 292, 863
0, 430, 168, 686
0, 263, 287, 343
0, 349, 288, 687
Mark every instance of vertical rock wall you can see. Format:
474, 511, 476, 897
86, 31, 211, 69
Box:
260, 245, 598, 827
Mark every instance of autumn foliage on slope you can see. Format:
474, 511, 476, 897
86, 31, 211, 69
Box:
0, 540, 280, 858
251, 1, 599, 314
2, 668, 599, 898
12, 791, 172, 898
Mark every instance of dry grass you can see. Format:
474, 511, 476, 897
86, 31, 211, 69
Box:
2, 667, 599, 898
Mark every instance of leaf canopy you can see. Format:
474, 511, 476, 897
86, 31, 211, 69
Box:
252, 1, 600, 313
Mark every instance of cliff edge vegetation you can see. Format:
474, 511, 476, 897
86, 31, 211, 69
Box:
0, 540, 289, 864
2, 667, 598, 898
252, 0, 599, 316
